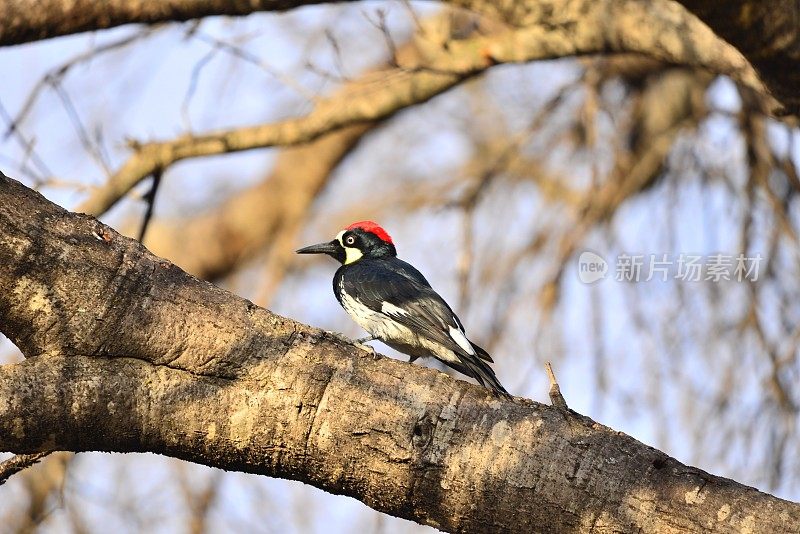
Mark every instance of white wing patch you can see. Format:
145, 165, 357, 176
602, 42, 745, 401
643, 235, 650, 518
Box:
338, 280, 465, 365
448, 326, 475, 355
381, 302, 409, 316
340, 282, 410, 340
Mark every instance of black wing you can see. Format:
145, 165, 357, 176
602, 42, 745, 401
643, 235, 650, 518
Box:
339, 258, 493, 363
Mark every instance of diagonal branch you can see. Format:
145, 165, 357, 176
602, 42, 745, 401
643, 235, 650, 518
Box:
2, 0, 792, 116
76, 63, 467, 216
0, 452, 51, 487
2, 174, 800, 533
139, 15, 465, 282
143, 123, 370, 281
77, 0, 769, 218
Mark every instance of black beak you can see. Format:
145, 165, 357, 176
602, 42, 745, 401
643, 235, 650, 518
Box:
296, 240, 341, 256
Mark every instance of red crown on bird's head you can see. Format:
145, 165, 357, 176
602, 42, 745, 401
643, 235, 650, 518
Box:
345, 220, 393, 244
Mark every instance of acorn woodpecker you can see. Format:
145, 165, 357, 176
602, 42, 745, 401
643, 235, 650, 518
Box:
297, 221, 509, 396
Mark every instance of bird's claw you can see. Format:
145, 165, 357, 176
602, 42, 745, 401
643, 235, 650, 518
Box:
355, 341, 379, 360
355, 336, 378, 359
324, 331, 379, 359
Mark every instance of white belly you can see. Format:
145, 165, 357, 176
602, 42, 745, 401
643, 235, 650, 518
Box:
338, 287, 459, 364
340, 290, 411, 340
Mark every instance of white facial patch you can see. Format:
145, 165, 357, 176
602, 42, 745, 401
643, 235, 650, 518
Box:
336, 230, 363, 265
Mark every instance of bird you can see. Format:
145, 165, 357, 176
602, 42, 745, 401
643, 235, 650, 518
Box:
296, 220, 509, 396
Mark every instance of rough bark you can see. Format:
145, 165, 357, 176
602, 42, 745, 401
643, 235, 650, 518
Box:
674, 0, 800, 116
0, 0, 343, 47
1, 172, 799, 532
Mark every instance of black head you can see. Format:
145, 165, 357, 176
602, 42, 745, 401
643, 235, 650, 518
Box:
296, 221, 397, 265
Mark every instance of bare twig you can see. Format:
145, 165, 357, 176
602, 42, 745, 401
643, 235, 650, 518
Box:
181, 48, 218, 132
137, 169, 163, 243
0, 451, 52, 487
3, 28, 156, 141
325, 28, 349, 81
0, 98, 53, 183
77, 0, 768, 218
364, 8, 399, 67
193, 31, 317, 102
545, 362, 568, 411
51, 79, 113, 177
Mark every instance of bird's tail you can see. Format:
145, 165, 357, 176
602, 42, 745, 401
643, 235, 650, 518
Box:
470, 341, 494, 362
468, 358, 511, 398
449, 355, 511, 398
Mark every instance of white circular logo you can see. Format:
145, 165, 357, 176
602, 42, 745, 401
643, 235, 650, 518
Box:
578, 251, 608, 284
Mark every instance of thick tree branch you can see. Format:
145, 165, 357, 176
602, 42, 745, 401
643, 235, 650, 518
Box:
1, 0, 793, 111
674, 0, 800, 116
0, 0, 343, 47
1, 172, 799, 532
77, 0, 765, 217
0, 0, 788, 114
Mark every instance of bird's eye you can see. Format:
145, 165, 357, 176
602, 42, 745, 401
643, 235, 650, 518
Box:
345, 236, 356, 245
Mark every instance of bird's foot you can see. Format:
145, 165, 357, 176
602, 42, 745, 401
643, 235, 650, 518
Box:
355, 341, 379, 360
325, 331, 378, 359
355, 336, 378, 359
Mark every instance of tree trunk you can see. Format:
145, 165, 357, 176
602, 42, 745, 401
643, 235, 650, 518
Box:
1, 173, 798, 532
